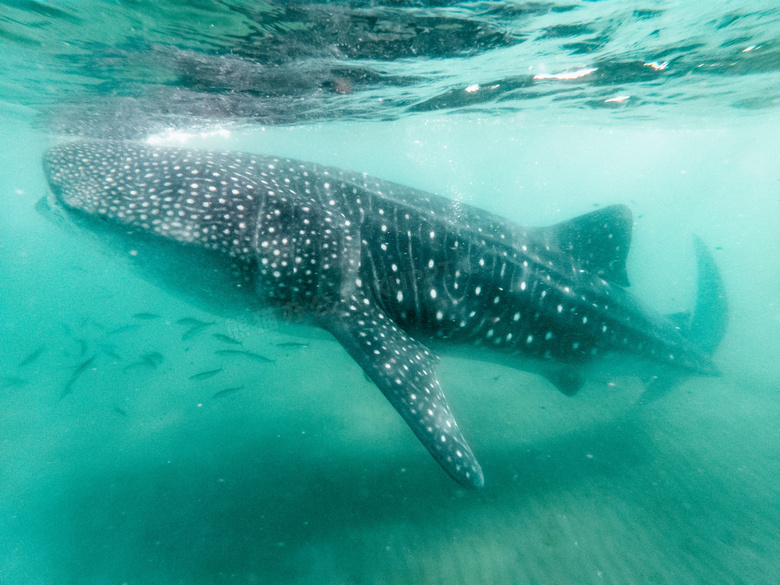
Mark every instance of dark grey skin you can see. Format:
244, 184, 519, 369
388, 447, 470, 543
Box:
43, 140, 727, 489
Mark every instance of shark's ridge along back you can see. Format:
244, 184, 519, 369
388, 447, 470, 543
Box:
43, 140, 727, 489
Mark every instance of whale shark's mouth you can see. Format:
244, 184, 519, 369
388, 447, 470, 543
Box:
43, 141, 114, 217
35, 194, 76, 233
36, 185, 116, 239
34, 194, 54, 218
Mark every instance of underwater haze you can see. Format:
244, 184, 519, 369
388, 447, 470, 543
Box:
1, 1, 779, 583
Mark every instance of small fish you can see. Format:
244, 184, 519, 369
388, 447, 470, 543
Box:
107, 324, 140, 336
61, 354, 96, 399
177, 317, 208, 327
76, 338, 89, 357
211, 385, 245, 399
123, 361, 153, 371
19, 345, 46, 367
124, 352, 163, 371
98, 343, 122, 360
141, 352, 164, 367
113, 406, 128, 416
1, 376, 29, 389
188, 368, 223, 381
212, 333, 243, 345
132, 312, 161, 320
215, 349, 275, 363
182, 322, 214, 341
275, 342, 309, 348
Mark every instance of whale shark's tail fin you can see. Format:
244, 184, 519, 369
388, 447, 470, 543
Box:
687, 235, 729, 355
639, 236, 728, 403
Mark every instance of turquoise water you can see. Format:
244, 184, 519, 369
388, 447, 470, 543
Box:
1, 1, 779, 583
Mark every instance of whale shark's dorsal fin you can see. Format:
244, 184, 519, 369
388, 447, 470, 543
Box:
321, 294, 484, 490
542, 204, 633, 287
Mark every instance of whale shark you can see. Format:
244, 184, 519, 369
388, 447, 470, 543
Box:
42, 140, 727, 489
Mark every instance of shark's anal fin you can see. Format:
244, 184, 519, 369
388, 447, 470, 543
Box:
321, 295, 484, 489
542, 368, 585, 396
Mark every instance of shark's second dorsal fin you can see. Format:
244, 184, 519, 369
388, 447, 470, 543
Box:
544, 204, 633, 287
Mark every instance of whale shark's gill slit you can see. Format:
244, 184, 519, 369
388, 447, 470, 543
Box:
409, 218, 422, 322
363, 220, 389, 310
253, 190, 360, 303
384, 204, 405, 318
372, 212, 393, 308
321, 293, 484, 489
438, 229, 462, 316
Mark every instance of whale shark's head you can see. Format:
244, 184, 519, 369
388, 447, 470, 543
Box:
43, 140, 264, 260
42, 140, 272, 317
44, 141, 107, 216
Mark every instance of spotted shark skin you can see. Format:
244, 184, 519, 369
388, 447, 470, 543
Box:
43, 140, 727, 489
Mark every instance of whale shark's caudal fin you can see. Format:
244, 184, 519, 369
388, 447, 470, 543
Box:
687, 235, 729, 355
640, 236, 728, 403
661, 236, 728, 356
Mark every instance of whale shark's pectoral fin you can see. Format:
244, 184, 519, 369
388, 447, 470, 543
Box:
321, 295, 484, 489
